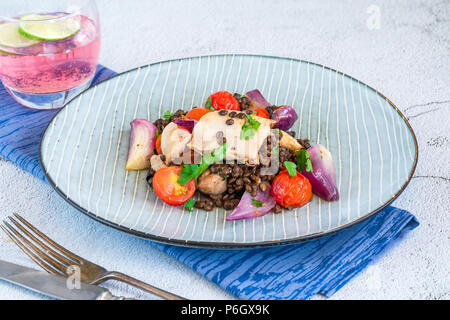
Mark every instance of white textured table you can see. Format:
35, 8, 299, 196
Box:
0, 0, 449, 300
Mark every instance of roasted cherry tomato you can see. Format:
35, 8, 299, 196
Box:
207, 91, 240, 111
155, 134, 162, 155
252, 108, 270, 119
186, 107, 212, 121
152, 166, 196, 206
271, 169, 313, 208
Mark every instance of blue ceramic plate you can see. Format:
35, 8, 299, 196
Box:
40, 55, 418, 248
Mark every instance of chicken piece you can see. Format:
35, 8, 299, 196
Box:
150, 154, 167, 172
190, 111, 275, 165
160, 122, 192, 163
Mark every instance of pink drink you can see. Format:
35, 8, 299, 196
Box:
0, 15, 100, 94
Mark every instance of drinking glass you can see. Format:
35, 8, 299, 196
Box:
0, 0, 101, 109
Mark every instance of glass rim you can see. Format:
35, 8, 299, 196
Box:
0, 10, 81, 23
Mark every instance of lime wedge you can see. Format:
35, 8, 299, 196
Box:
0, 22, 40, 48
18, 14, 81, 41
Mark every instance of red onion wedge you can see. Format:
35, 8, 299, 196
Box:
245, 90, 298, 131
174, 119, 197, 133
302, 144, 339, 201
271, 105, 298, 131
125, 119, 157, 170
226, 188, 276, 221
245, 89, 271, 109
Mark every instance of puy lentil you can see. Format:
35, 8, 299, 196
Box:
236, 112, 246, 119
226, 119, 234, 126
223, 199, 240, 211
169, 109, 186, 122
271, 204, 283, 214
194, 201, 204, 209
203, 199, 214, 211
146, 169, 155, 185
297, 138, 311, 149
234, 93, 252, 110
287, 131, 296, 137
266, 106, 274, 118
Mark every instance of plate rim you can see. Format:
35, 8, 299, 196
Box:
39, 54, 419, 249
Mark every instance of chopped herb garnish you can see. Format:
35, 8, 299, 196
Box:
284, 161, 298, 177
185, 198, 196, 212
196, 143, 227, 178
177, 144, 228, 186
296, 149, 313, 173
205, 97, 216, 111
252, 200, 263, 207
177, 164, 199, 186
163, 110, 174, 120
155, 128, 160, 138
240, 114, 261, 141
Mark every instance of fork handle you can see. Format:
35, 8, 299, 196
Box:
94, 271, 186, 300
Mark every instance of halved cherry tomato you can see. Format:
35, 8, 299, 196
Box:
152, 166, 196, 206
155, 134, 162, 154
207, 91, 240, 111
186, 107, 212, 121
271, 169, 312, 208
253, 108, 270, 119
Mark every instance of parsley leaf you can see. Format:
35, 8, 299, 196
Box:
185, 198, 196, 212
205, 97, 216, 111
163, 110, 174, 120
196, 143, 228, 179
177, 144, 228, 185
284, 161, 297, 177
177, 164, 199, 186
296, 149, 313, 173
240, 114, 261, 141
252, 200, 263, 207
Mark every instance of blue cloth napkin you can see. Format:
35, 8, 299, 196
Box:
0, 65, 419, 300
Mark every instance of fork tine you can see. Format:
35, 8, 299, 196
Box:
8, 216, 78, 267
2, 221, 69, 275
0, 224, 66, 277
13, 213, 82, 262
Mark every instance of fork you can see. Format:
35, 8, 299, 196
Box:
1, 214, 185, 300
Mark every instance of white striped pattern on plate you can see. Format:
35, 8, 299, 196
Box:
40, 55, 417, 248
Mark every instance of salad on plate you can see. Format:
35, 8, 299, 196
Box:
125, 89, 339, 221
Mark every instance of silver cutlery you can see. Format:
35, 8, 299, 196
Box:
0, 259, 131, 300
1, 214, 185, 300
